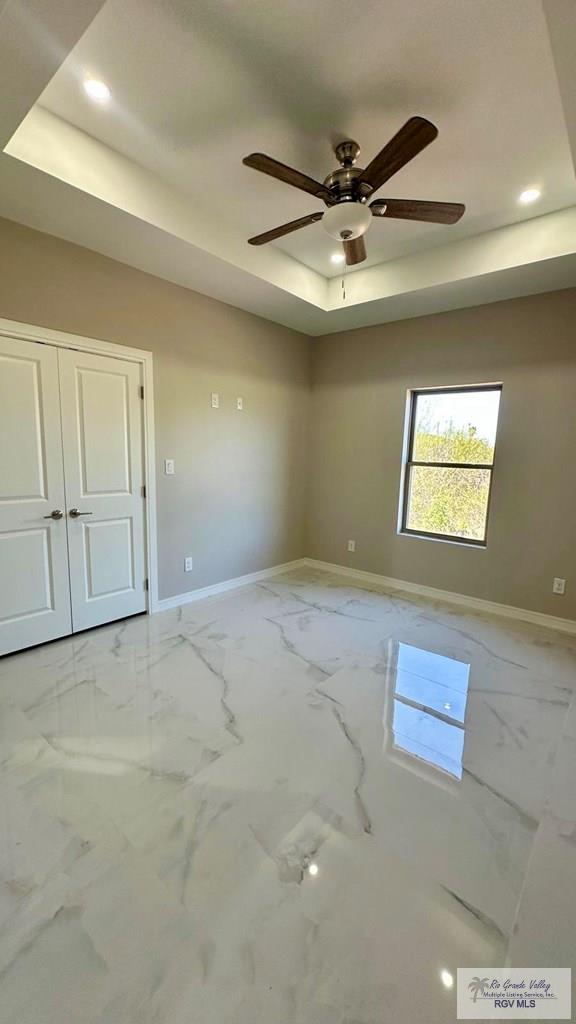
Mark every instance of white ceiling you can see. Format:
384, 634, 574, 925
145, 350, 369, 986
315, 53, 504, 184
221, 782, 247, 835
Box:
35, 0, 576, 273
1, 0, 576, 333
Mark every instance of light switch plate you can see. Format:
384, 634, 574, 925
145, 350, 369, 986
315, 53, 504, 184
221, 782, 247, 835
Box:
184, 557, 193, 573
553, 577, 566, 595
164, 459, 175, 475
211, 392, 219, 409
237, 397, 243, 410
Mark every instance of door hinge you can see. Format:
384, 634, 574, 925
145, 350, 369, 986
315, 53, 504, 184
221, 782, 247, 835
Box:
144, 578, 149, 591
141, 484, 146, 498
139, 385, 144, 399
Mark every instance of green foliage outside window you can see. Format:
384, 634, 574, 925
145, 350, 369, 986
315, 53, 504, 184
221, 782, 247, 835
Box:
407, 425, 494, 541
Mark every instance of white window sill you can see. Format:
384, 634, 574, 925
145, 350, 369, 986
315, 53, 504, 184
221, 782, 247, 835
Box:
398, 530, 487, 550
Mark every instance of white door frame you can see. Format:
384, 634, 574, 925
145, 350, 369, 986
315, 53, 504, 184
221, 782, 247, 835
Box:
0, 318, 160, 615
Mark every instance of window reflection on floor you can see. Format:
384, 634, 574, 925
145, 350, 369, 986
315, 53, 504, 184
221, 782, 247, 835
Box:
390, 643, 470, 779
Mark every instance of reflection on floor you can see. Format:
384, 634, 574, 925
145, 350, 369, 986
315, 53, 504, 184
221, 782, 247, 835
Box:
389, 641, 470, 777
0, 567, 575, 1023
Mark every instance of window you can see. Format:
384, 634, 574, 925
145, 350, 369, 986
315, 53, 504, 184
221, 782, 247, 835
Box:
401, 384, 502, 545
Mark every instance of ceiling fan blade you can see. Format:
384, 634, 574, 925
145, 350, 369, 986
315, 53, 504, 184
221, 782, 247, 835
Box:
243, 153, 331, 202
358, 117, 438, 193
248, 212, 323, 246
343, 236, 367, 266
371, 198, 465, 224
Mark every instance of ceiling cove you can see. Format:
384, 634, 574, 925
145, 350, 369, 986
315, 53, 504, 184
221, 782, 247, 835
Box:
1, 0, 576, 334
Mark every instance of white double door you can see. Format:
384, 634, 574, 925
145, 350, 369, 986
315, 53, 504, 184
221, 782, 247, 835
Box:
0, 335, 147, 656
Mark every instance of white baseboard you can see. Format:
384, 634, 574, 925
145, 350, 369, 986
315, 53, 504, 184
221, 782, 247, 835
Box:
153, 559, 309, 613
303, 558, 576, 636
153, 554, 576, 636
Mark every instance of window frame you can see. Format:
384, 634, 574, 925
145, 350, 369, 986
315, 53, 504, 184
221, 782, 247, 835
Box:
400, 383, 502, 547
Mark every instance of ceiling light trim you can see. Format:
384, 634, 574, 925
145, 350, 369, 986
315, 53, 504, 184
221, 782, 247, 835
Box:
518, 187, 542, 205
83, 78, 111, 103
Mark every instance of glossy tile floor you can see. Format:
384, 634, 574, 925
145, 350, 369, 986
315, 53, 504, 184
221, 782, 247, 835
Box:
1, 568, 575, 1023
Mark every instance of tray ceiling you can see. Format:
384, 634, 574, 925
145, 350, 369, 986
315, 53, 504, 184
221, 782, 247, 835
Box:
1, 0, 576, 333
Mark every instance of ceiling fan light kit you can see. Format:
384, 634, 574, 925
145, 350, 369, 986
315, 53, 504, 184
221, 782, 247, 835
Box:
243, 116, 465, 267
322, 201, 372, 240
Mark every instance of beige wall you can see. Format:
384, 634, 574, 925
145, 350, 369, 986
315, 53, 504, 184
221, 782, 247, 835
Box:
0, 217, 311, 600
2, 215, 576, 620
308, 289, 576, 619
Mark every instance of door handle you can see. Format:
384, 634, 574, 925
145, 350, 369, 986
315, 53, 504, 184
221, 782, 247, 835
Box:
43, 509, 64, 520
69, 508, 93, 517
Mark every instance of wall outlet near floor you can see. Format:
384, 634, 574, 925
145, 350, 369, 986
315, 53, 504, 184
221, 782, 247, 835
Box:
236, 397, 243, 410
347, 539, 356, 552
164, 459, 175, 475
211, 392, 219, 409
184, 557, 193, 573
553, 577, 566, 595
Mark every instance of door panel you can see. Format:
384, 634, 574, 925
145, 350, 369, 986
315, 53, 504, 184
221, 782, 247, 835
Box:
0, 529, 54, 620
0, 337, 72, 655
77, 367, 131, 495
83, 518, 134, 599
58, 349, 146, 631
0, 355, 47, 501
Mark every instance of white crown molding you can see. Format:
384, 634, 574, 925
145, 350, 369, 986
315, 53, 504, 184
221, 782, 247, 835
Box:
154, 559, 309, 613
303, 558, 576, 636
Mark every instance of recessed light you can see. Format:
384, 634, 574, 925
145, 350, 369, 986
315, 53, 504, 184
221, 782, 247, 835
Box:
331, 252, 345, 264
308, 862, 319, 877
443, 702, 452, 711
440, 970, 454, 989
518, 187, 541, 205
83, 78, 111, 104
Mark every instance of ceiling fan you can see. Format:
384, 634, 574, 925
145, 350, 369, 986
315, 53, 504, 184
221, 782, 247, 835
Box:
243, 117, 465, 266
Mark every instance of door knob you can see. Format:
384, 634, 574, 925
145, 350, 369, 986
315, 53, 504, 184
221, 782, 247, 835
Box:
43, 509, 64, 520
69, 508, 93, 517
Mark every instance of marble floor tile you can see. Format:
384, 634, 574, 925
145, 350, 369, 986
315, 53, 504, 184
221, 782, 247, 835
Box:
0, 568, 575, 1023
